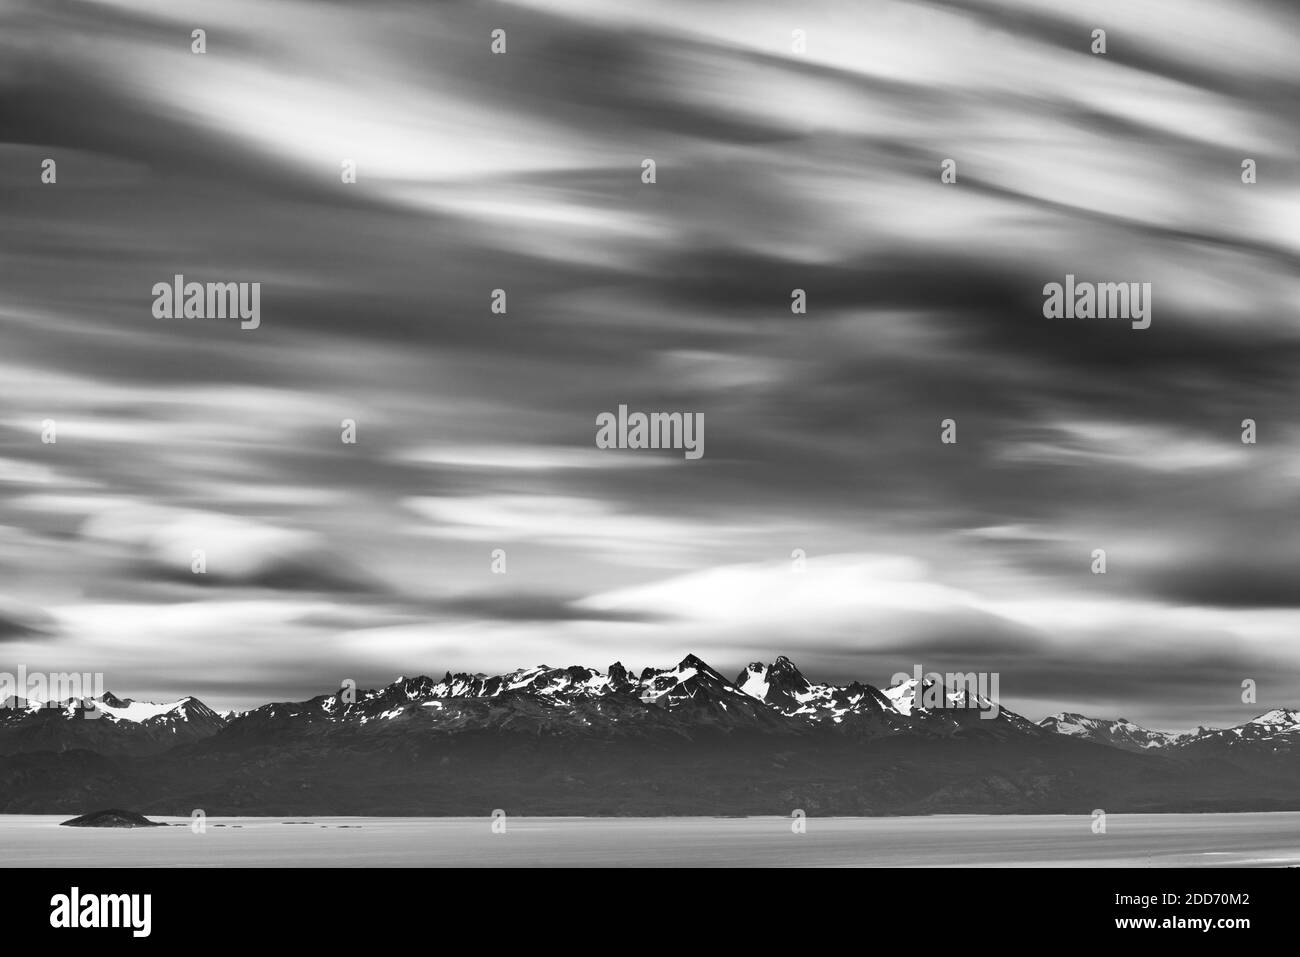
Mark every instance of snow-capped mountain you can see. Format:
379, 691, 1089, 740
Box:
219, 654, 1048, 747
230, 654, 792, 739
93, 692, 224, 727
5, 658, 1295, 762
3, 655, 1300, 817
735, 656, 896, 725
1038, 708, 1300, 756
0, 690, 227, 756
1175, 708, 1300, 756
0, 690, 221, 724
99, 652, 1290, 754
2, 655, 1300, 774
404, 655, 751, 709
1037, 713, 1195, 751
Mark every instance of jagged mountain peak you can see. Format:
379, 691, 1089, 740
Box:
737, 656, 812, 704
672, 653, 727, 678
766, 655, 809, 687
637, 654, 742, 705
1249, 708, 1300, 728
607, 661, 632, 687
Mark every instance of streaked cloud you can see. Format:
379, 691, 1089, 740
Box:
1, 0, 1297, 725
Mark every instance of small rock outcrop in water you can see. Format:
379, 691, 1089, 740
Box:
60, 809, 166, 828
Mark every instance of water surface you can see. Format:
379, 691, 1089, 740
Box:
3, 813, 1298, 867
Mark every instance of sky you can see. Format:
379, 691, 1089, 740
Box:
1, 0, 1299, 728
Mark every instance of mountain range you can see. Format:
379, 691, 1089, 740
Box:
1, 654, 1297, 816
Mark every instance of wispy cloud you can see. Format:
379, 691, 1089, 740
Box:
1, 0, 1298, 724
